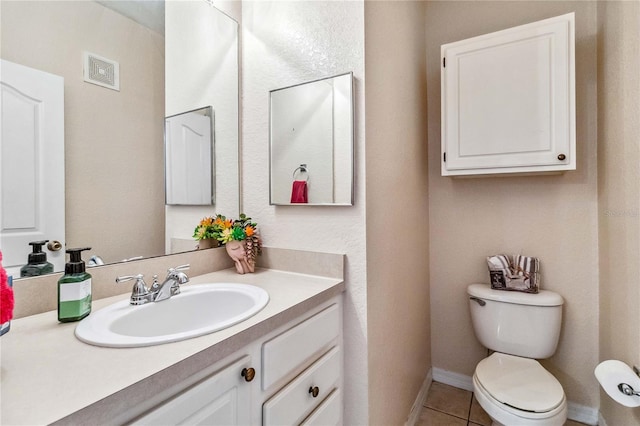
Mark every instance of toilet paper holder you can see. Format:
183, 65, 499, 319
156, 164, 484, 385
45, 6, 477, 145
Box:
618, 366, 640, 397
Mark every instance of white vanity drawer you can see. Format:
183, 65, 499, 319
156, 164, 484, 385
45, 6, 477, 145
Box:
262, 346, 341, 426
301, 388, 342, 426
262, 303, 339, 390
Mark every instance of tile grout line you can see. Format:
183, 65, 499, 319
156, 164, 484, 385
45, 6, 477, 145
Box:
466, 392, 474, 425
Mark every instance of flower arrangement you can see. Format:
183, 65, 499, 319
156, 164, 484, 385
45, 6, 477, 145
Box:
193, 214, 262, 266
193, 214, 231, 242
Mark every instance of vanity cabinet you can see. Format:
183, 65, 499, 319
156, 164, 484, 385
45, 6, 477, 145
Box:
441, 13, 575, 176
262, 304, 342, 425
131, 355, 254, 425
127, 297, 343, 426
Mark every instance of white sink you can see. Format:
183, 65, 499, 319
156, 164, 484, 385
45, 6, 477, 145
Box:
75, 283, 269, 348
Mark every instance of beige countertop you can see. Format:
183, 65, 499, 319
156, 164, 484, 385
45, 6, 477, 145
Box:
0, 267, 344, 425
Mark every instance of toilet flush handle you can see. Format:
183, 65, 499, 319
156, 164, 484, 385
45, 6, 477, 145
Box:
470, 296, 486, 307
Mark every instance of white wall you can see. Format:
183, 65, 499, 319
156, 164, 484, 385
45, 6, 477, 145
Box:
241, 1, 367, 423
165, 0, 240, 250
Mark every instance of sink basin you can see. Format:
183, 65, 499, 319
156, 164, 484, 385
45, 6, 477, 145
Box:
75, 283, 269, 347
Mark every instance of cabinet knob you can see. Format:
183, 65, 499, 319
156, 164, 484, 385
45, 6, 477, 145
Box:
308, 386, 320, 398
241, 367, 255, 382
557, 153, 566, 161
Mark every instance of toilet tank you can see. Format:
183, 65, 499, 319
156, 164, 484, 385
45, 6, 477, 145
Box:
467, 284, 564, 359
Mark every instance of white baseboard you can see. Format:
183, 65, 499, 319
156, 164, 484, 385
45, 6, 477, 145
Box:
566, 402, 599, 426
432, 367, 473, 392
432, 367, 599, 425
405, 368, 433, 426
598, 411, 608, 426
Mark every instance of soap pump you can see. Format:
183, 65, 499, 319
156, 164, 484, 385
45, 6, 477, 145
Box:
20, 240, 54, 277
58, 247, 92, 322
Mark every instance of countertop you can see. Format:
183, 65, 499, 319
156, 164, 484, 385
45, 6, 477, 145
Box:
0, 267, 344, 425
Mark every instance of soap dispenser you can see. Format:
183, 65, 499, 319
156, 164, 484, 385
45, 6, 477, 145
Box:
58, 247, 92, 322
20, 240, 54, 277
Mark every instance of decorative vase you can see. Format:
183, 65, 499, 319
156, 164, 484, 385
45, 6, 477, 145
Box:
225, 240, 255, 274
198, 238, 219, 249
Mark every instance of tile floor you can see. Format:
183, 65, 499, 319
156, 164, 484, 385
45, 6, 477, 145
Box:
417, 382, 589, 426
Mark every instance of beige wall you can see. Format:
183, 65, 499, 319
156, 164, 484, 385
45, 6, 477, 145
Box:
426, 1, 600, 411
597, 1, 640, 425
364, 2, 430, 424
1, 1, 165, 264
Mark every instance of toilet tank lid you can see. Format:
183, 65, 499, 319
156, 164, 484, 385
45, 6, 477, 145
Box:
467, 284, 564, 306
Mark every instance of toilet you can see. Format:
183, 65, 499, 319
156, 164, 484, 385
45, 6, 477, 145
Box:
467, 283, 567, 426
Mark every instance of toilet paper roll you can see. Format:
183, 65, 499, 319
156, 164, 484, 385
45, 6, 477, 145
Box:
595, 360, 640, 407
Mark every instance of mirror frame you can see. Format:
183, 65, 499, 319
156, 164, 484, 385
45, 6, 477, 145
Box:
268, 71, 354, 206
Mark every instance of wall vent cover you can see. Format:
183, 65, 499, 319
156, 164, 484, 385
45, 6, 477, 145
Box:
83, 52, 120, 91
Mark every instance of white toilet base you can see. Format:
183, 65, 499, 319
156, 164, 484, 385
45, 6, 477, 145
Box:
473, 373, 567, 426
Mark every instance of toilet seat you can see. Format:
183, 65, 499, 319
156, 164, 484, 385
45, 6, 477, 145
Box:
475, 352, 565, 413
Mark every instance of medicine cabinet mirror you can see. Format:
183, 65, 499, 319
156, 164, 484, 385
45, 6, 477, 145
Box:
269, 72, 354, 206
165, 106, 215, 206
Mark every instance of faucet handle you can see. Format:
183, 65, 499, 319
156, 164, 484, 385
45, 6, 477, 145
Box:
116, 274, 150, 305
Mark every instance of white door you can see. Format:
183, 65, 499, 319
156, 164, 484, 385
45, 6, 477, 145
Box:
0, 59, 65, 275
165, 109, 213, 205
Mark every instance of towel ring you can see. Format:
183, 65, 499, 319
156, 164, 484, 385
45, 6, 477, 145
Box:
293, 164, 309, 182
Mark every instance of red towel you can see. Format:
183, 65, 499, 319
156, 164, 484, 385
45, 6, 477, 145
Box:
0, 251, 14, 324
290, 180, 308, 203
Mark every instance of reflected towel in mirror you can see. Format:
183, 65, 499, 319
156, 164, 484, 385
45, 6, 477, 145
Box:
291, 180, 308, 203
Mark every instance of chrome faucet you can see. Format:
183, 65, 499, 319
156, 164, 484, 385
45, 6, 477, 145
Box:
116, 264, 190, 305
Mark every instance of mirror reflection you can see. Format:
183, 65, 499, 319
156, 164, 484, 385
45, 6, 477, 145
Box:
0, 0, 239, 276
269, 72, 354, 206
165, 106, 215, 206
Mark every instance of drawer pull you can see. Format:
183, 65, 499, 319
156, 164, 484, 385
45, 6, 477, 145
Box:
241, 367, 255, 382
309, 386, 320, 398
557, 153, 566, 161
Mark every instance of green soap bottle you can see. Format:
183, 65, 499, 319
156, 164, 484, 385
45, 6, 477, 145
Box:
58, 247, 92, 323
20, 240, 54, 277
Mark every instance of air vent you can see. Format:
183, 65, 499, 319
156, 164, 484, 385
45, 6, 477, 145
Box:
83, 52, 120, 91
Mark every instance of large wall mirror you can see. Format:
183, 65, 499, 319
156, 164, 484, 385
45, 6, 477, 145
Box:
269, 72, 354, 206
0, 0, 239, 276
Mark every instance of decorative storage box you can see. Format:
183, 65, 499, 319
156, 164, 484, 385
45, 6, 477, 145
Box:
487, 254, 540, 293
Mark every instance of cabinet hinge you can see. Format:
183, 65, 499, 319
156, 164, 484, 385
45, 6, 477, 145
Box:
443, 57, 446, 67
443, 152, 446, 162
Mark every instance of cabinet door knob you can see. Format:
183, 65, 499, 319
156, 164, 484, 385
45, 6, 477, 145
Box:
557, 153, 566, 161
308, 386, 320, 398
241, 367, 255, 382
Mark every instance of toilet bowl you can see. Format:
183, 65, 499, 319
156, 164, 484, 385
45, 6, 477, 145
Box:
472, 352, 567, 426
467, 284, 566, 426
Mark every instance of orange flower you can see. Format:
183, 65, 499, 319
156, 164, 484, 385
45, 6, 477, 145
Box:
245, 226, 255, 237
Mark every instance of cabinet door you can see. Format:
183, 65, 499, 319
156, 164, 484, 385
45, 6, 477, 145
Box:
132, 356, 253, 425
441, 13, 575, 176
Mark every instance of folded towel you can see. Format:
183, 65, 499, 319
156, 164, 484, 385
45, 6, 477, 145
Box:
291, 180, 308, 203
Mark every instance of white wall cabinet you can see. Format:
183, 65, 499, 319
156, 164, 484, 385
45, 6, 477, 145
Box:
441, 13, 575, 176
126, 297, 343, 426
